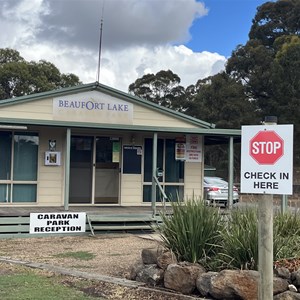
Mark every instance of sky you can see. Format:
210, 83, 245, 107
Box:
0, 0, 273, 92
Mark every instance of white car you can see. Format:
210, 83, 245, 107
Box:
203, 176, 239, 207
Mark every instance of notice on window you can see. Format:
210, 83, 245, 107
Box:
123, 145, 142, 174
175, 143, 186, 160
185, 135, 202, 162
112, 141, 120, 163
30, 212, 86, 234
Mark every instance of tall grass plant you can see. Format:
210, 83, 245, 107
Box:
158, 201, 300, 271
158, 199, 223, 263
217, 208, 300, 270
218, 208, 258, 270
274, 210, 300, 259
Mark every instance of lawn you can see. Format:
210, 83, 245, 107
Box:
0, 264, 105, 300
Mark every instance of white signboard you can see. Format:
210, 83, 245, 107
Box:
240, 124, 293, 195
30, 212, 86, 234
185, 135, 202, 162
53, 91, 133, 124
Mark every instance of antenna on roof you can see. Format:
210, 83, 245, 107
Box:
96, 0, 105, 83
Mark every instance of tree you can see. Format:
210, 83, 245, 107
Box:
128, 70, 187, 111
271, 35, 300, 117
0, 48, 81, 99
186, 72, 257, 129
249, 0, 300, 47
226, 0, 300, 163
0, 48, 24, 64
227, 0, 300, 113
226, 40, 276, 115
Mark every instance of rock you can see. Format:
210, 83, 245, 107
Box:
196, 271, 218, 297
202, 269, 260, 300
275, 267, 292, 280
135, 264, 164, 286
128, 261, 144, 280
141, 247, 164, 265
274, 291, 300, 300
164, 262, 205, 294
196, 269, 288, 299
291, 269, 300, 287
157, 251, 177, 270
274, 276, 290, 295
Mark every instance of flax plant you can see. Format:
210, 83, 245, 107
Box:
218, 208, 258, 270
274, 210, 300, 259
157, 199, 224, 264
158, 201, 300, 271
218, 208, 300, 271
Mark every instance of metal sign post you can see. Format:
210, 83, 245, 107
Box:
241, 122, 293, 300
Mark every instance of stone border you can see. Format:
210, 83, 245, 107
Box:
0, 256, 202, 300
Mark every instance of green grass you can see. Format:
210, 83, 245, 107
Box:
52, 251, 96, 261
0, 266, 102, 300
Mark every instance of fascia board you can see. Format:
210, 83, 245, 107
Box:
0, 117, 240, 136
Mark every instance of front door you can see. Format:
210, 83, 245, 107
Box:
69, 136, 93, 204
94, 137, 119, 204
69, 136, 120, 204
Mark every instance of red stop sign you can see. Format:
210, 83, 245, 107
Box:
249, 130, 284, 165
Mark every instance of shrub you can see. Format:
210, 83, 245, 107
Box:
158, 202, 300, 272
274, 210, 300, 259
218, 208, 258, 270
217, 208, 300, 271
157, 199, 223, 264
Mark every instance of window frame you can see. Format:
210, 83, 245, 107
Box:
0, 131, 39, 203
143, 137, 185, 202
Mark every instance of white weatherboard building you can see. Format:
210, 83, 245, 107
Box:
0, 82, 240, 209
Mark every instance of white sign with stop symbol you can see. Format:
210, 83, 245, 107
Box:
241, 124, 293, 195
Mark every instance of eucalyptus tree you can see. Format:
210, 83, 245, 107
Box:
186, 72, 257, 129
0, 48, 81, 99
226, 0, 300, 162
128, 69, 187, 111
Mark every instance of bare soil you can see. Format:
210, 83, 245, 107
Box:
0, 234, 200, 299
0, 234, 159, 278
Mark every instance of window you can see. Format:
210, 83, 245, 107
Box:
143, 138, 184, 202
0, 131, 39, 203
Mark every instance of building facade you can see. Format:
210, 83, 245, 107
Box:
0, 82, 240, 208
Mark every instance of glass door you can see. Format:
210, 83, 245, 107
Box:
69, 136, 93, 204
94, 137, 120, 204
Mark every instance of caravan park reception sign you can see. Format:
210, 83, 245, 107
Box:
241, 125, 293, 195
30, 212, 86, 234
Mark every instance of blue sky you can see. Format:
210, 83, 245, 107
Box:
0, 0, 273, 91
187, 0, 272, 56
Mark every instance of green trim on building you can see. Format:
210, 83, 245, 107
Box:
0, 117, 241, 136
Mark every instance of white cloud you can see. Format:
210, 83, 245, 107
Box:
37, 0, 209, 50
0, 0, 49, 47
97, 45, 226, 91
0, 0, 226, 93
